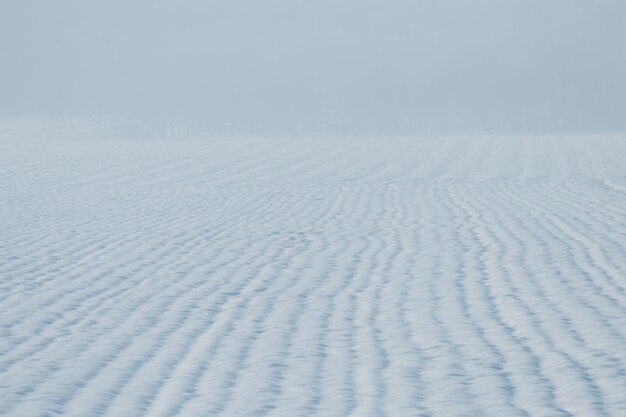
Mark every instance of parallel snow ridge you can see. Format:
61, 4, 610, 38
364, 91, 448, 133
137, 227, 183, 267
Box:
1, 135, 626, 417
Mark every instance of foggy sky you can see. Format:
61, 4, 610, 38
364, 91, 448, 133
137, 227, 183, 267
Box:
1, 0, 625, 134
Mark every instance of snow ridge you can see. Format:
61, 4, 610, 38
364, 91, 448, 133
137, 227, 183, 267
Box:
1, 135, 626, 416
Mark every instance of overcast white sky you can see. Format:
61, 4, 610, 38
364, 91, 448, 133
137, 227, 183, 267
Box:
1, 0, 625, 134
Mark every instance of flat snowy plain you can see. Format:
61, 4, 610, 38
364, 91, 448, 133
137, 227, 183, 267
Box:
1, 135, 626, 417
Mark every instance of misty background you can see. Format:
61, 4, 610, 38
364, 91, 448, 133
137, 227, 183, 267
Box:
1, 0, 625, 136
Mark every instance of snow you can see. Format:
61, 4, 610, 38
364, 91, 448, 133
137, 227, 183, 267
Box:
1, 135, 626, 417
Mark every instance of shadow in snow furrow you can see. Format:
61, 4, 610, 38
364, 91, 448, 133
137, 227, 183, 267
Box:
73, 230, 287, 417
485, 183, 610, 417
529, 184, 626, 333
255, 188, 362, 417
392, 189, 436, 417
106, 189, 312, 416
1, 184, 282, 414
0, 179, 266, 338
499, 184, 626, 415
338, 236, 384, 414
198, 189, 336, 416
6, 233, 241, 417
221, 234, 343, 416
263, 189, 361, 417
0, 192, 248, 375
139, 190, 328, 417
506, 182, 626, 339
459, 184, 572, 417
447, 184, 531, 417
367, 184, 432, 417
243, 237, 332, 417
425, 185, 487, 413
528, 181, 626, 303
169, 238, 303, 416
357, 186, 396, 416
0, 231, 154, 374
458, 183, 588, 414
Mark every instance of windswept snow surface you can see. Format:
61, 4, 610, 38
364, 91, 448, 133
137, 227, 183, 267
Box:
2, 135, 626, 417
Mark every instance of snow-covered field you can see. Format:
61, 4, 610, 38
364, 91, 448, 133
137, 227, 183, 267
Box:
1, 135, 626, 417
